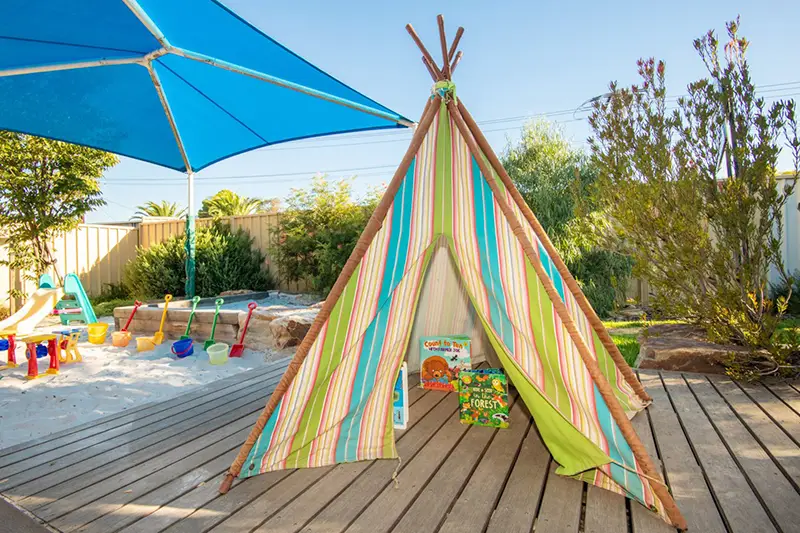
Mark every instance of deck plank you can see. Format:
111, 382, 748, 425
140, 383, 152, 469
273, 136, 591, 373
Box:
437, 400, 531, 533
584, 485, 627, 533
29, 404, 263, 522
390, 399, 520, 533
685, 374, 800, 532
0, 360, 287, 464
535, 463, 582, 533
710, 375, 800, 488
660, 372, 777, 533
637, 371, 726, 533
341, 394, 470, 533
741, 382, 800, 444
764, 382, 800, 418
7, 375, 283, 507
298, 393, 460, 533
0, 367, 285, 491
629, 406, 676, 533
484, 422, 549, 533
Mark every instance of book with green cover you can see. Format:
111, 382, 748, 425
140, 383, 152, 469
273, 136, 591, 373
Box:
458, 368, 509, 428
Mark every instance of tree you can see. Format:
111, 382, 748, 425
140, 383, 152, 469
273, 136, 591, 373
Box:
198, 189, 279, 218
502, 120, 632, 317
131, 200, 187, 221
0, 133, 118, 295
272, 176, 381, 294
588, 19, 800, 375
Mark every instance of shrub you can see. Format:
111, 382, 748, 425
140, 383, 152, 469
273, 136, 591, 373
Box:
272, 177, 381, 295
502, 120, 632, 317
588, 20, 800, 377
124, 222, 274, 298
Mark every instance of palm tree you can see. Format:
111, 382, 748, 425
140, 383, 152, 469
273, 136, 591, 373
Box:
131, 200, 187, 221
198, 189, 279, 218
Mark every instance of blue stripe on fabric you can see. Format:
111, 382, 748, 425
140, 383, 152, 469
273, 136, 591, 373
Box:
593, 385, 646, 504
537, 241, 566, 302
335, 157, 417, 462
241, 395, 284, 477
471, 156, 514, 349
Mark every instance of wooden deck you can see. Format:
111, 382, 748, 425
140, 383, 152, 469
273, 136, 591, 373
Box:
1, 364, 799, 533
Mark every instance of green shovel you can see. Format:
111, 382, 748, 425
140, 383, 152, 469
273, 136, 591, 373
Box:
180, 296, 201, 340
204, 298, 224, 350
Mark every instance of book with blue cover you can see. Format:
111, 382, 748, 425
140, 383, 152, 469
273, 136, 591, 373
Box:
393, 362, 408, 430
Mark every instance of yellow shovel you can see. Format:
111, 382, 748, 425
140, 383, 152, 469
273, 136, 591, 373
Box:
152, 294, 173, 345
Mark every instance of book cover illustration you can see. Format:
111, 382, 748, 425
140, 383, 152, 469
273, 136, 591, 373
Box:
419, 335, 471, 392
458, 369, 510, 428
393, 362, 408, 430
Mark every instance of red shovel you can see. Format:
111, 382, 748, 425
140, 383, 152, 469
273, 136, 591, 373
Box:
230, 302, 257, 358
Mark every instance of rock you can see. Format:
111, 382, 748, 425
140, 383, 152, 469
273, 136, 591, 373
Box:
637, 324, 751, 374
269, 309, 319, 349
239, 305, 303, 350
219, 289, 255, 297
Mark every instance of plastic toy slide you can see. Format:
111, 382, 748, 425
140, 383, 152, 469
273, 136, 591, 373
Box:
0, 287, 63, 336
0, 273, 97, 336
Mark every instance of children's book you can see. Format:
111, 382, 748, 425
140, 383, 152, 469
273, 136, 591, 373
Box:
458, 368, 510, 428
419, 335, 471, 392
392, 362, 408, 430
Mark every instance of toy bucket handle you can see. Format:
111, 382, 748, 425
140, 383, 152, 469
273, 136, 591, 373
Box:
171, 342, 192, 356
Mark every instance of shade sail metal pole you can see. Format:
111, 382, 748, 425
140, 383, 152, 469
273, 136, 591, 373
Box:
171, 48, 414, 128
147, 63, 196, 296
122, 0, 170, 47
186, 172, 196, 298
0, 56, 147, 77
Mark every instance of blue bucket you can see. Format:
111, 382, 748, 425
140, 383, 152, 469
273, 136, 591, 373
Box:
0, 339, 8, 351
171, 338, 194, 358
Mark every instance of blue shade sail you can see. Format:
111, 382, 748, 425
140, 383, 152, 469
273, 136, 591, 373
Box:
0, 0, 408, 172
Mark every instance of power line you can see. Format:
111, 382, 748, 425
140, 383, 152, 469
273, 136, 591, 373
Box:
103, 86, 800, 186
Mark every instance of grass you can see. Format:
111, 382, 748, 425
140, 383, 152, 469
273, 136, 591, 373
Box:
93, 298, 135, 318
602, 319, 685, 367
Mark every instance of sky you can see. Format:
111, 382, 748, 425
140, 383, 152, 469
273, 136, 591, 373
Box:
90, 0, 800, 222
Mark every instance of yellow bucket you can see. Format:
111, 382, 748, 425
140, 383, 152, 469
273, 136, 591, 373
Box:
111, 331, 132, 347
137, 336, 156, 352
87, 322, 109, 344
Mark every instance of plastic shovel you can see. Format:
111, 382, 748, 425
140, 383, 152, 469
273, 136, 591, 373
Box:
112, 301, 142, 347
151, 294, 173, 345
180, 296, 201, 340
204, 298, 224, 350
230, 302, 257, 358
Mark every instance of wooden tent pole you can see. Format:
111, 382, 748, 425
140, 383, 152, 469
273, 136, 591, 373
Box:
421, 56, 438, 81
219, 96, 441, 494
448, 100, 686, 531
448, 27, 464, 61
450, 51, 463, 75
436, 15, 451, 79
406, 24, 443, 80
457, 100, 652, 403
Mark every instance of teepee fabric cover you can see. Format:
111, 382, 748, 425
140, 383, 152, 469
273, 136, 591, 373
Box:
239, 99, 668, 522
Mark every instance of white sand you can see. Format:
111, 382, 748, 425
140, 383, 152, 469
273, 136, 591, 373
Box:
0, 318, 276, 450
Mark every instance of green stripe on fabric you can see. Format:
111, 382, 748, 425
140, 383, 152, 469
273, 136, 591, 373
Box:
434, 100, 451, 237
525, 258, 570, 412
288, 262, 362, 467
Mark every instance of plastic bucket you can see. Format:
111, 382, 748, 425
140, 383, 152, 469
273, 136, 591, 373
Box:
87, 322, 109, 344
111, 331, 132, 347
171, 338, 194, 359
207, 343, 229, 365
137, 336, 156, 352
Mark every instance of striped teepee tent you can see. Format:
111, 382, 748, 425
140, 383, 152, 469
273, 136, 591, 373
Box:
221, 17, 687, 531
